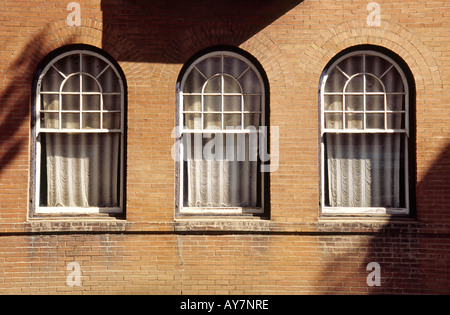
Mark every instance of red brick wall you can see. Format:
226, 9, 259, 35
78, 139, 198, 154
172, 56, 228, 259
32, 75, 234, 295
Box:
0, 0, 449, 294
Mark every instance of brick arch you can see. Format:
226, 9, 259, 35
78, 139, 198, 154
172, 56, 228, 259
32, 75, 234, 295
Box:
158, 21, 295, 118
299, 20, 442, 96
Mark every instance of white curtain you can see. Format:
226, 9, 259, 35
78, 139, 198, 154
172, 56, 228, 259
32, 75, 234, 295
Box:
325, 133, 403, 208
184, 133, 258, 208
45, 133, 120, 208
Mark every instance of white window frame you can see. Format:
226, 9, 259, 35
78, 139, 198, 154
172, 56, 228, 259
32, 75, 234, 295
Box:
34, 49, 125, 214
320, 50, 410, 216
178, 51, 266, 215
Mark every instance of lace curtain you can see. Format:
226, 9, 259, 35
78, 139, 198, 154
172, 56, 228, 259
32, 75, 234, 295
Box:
183, 134, 258, 208
325, 133, 404, 208
44, 133, 120, 207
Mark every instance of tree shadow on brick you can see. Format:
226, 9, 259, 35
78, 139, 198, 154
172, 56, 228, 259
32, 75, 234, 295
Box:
0, 27, 79, 208
0, 36, 44, 177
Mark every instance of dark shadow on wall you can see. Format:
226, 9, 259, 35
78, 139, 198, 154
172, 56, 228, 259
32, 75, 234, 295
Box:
317, 143, 450, 295
101, 0, 304, 63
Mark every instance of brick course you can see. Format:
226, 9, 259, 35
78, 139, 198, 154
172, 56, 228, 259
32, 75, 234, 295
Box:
0, 0, 449, 294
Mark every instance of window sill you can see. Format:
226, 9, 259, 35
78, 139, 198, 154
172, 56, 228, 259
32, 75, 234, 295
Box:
26, 215, 127, 233
321, 207, 409, 216
178, 207, 264, 216
174, 216, 270, 232
35, 207, 122, 215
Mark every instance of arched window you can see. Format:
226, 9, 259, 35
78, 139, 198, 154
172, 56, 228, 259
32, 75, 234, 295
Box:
33, 45, 125, 214
177, 49, 267, 215
320, 48, 414, 215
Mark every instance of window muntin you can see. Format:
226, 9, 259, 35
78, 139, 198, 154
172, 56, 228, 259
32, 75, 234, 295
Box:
321, 51, 410, 215
179, 51, 265, 214
38, 52, 123, 133
35, 49, 124, 214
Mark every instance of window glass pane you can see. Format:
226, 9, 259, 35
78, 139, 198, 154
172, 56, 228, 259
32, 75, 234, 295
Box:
345, 113, 364, 129
184, 113, 201, 129
41, 67, 64, 92
366, 113, 384, 129
366, 75, 384, 93
62, 75, 80, 92
204, 76, 221, 93
203, 114, 222, 130
98, 67, 121, 93
196, 56, 221, 78
83, 95, 101, 111
41, 94, 59, 111
382, 67, 404, 93
223, 76, 241, 93
82, 74, 101, 92
61, 113, 80, 129
54, 54, 80, 77
183, 95, 201, 112
82, 113, 100, 129
103, 94, 121, 111
223, 96, 241, 112
365, 55, 392, 78
41, 112, 59, 129
325, 113, 343, 129
337, 55, 363, 76
82, 54, 108, 78
386, 94, 405, 111
366, 95, 384, 111
184, 68, 206, 93
244, 113, 260, 129
223, 56, 248, 77
239, 69, 261, 94
204, 95, 221, 112
324, 95, 343, 111
61, 94, 80, 111
345, 95, 363, 111
345, 75, 363, 93
244, 95, 261, 112
223, 114, 241, 129
103, 112, 121, 129
386, 113, 405, 129
324, 68, 347, 93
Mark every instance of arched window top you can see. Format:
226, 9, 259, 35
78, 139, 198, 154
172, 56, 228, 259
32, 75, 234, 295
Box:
180, 51, 264, 131
37, 49, 124, 132
322, 50, 408, 133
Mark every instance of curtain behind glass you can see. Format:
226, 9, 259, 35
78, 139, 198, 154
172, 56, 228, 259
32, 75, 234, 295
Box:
325, 133, 404, 208
183, 133, 258, 208
45, 133, 120, 208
